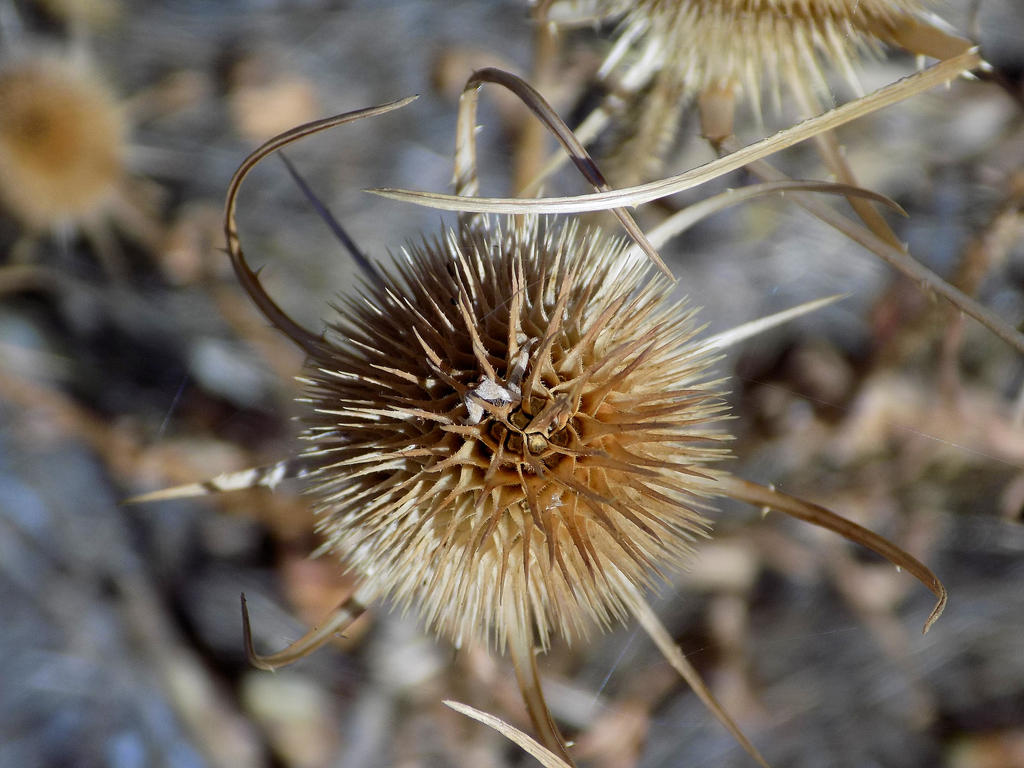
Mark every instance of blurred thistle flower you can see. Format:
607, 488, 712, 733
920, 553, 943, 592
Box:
0, 56, 125, 233
0, 50, 163, 274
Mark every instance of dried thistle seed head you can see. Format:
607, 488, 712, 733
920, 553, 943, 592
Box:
579, 0, 932, 101
0, 57, 126, 231
299, 216, 729, 650
540, 0, 952, 180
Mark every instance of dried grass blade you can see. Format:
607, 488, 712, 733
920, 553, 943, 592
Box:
455, 67, 671, 278
629, 180, 905, 257
444, 700, 574, 768
627, 586, 773, 768
697, 294, 849, 352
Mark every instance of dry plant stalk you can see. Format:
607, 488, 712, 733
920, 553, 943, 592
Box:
373, 53, 979, 214
134, 69, 951, 767
446, 699, 573, 768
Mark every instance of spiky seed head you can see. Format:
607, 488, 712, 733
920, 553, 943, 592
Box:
299, 217, 729, 651
0, 57, 125, 231
539, 0, 936, 183
564, 0, 930, 103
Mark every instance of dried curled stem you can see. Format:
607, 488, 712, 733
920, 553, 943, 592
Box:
455, 67, 671, 278
240, 590, 369, 671
705, 475, 947, 634
508, 629, 576, 766
224, 95, 417, 357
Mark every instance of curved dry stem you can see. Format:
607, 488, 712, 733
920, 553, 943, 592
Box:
456, 67, 671, 279
631, 180, 905, 257
783, 55, 904, 251
508, 629, 576, 767
445, 700, 572, 768
370, 50, 980, 214
520, 106, 612, 196
224, 95, 417, 357
707, 475, 947, 634
240, 591, 368, 671
722, 145, 1024, 355
626, 586, 772, 768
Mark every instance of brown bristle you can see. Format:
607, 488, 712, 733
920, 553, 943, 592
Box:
298, 217, 730, 651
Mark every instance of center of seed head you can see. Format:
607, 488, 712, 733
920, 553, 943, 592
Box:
525, 432, 548, 455
460, 337, 578, 470
484, 403, 575, 470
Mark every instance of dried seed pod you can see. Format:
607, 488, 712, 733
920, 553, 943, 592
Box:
568, 0, 948, 98
0, 49, 164, 275
0, 56, 125, 232
544, 0, 969, 262
300, 214, 725, 651
529, 3, 975, 304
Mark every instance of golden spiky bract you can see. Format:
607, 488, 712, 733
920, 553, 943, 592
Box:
299, 217, 730, 650
0, 57, 125, 230
589, 0, 928, 100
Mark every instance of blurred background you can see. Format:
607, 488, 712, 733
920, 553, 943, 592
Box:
0, 0, 1023, 766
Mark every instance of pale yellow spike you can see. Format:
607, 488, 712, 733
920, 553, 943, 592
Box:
697, 294, 850, 353
125, 460, 299, 504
